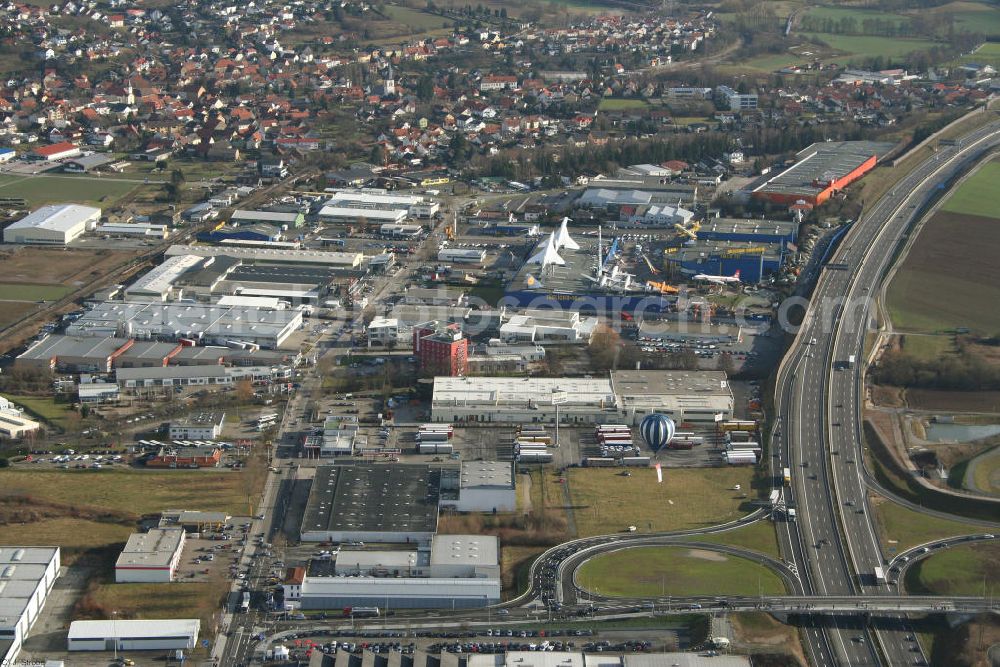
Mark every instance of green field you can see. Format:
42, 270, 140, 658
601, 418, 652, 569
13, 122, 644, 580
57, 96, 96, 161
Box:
966, 446, 1000, 496
87, 580, 228, 639
0, 517, 133, 550
685, 520, 781, 558
381, 5, 445, 31
899, 334, 955, 361
577, 546, 787, 597
904, 542, 1000, 596
802, 33, 939, 62
566, 467, 757, 537
598, 98, 651, 111
886, 158, 1000, 335
959, 41, 1000, 68
743, 52, 813, 72
931, 2, 1000, 38
941, 161, 1000, 219
0, 468, 254, 516
871, 496, 979, 551
4, 394, 74, 429
0, 282, 73, 301
805, 5, 910, 25
0, 174, 138, 208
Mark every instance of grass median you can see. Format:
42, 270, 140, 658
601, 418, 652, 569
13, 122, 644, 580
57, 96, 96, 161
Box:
577, 545, 786, 598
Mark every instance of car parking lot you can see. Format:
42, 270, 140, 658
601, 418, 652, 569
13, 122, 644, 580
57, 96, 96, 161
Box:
264, 626, 680, 663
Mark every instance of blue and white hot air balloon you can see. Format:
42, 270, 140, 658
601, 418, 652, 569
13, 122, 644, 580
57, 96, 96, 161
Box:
640, 414, 675, 451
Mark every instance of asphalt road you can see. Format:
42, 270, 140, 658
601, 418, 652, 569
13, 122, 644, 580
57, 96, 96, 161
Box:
771, 117, 1000, 667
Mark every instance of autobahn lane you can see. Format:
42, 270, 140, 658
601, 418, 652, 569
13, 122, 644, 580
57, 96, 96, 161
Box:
777, 117, 1000, 667
829, 121, 1000, 666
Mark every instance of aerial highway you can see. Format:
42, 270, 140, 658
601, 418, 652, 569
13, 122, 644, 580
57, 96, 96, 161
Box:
772, 116, 1000, 667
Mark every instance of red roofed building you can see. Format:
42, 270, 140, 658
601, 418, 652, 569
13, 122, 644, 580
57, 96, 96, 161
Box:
33, 141, 80, 161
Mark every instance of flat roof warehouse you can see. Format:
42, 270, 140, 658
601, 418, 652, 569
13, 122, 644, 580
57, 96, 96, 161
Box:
301, 464, 441, 541
749, 140, 895, 206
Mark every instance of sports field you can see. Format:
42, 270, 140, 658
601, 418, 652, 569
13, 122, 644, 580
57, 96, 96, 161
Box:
904, 542, 1000, 596
0, 173, 138, 207
566, 467, 757, 537
886, 159, 1000, 335
577, 545, 786, 597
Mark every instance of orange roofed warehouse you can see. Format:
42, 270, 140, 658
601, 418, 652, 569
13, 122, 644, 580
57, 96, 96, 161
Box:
749, 141, 895, 206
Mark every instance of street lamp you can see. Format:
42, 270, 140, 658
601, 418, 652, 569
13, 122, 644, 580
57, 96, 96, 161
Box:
112, 610, 118, 662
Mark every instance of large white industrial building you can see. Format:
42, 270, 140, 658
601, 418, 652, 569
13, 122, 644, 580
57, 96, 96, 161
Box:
288, 534, 500, 610
165, 244, 364, 269
67, 619, 200, 652
66, 301, 303, 348
0, 547, 60, 666
431, 370, 734, 425
3, 204, 100, 245
0, 396, 41, 439
318, 189, 439, 224
114, 528, 186, 583
442, 461, 517, 513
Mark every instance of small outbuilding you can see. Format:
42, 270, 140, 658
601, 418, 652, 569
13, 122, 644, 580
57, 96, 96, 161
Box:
67, 619, 200, 652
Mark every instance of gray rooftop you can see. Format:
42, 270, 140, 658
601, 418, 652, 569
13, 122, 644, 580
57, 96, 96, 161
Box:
751, 141, 895, 197
699, 217, 798, 238
18, 335, 129, 362
429, 534, 499, 567
460, 461, 514, 489
611, 369, 731, 397
302, 464, 441, 537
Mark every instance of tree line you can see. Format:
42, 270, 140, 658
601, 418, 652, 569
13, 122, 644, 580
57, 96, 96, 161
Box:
874, 350, 1000, 391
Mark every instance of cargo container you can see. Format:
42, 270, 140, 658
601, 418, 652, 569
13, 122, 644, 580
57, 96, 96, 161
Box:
517, 436, 552, 445
725, 451, 757, 465
668, 441, 694, 450
419, 424, 453, 434
583, 457, 618, 467
517, 451, 553, 463
727, 441, 760, 450
671, 436, 704, 446
416, 432, 450, 443
418, 443, 453, 454
721, 420, 756, 432
621, 456, 651, 466
515, 442, 549, 450
726, 430, 755, 443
